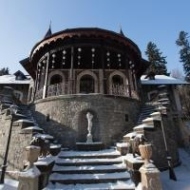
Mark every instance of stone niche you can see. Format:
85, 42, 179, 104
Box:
31, 94, 140, 148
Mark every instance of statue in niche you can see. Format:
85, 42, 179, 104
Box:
86, 112, 93, 143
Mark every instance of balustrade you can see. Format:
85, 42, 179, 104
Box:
34, 83, 139, 100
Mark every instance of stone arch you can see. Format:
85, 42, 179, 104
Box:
48, 70, 65, 85
76, 109, 100, 142
108, 71, 128, 94
76, 70, 98, 93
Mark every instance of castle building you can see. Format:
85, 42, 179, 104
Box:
20, 27, 150, 148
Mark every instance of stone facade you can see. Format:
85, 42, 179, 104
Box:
135, 115, 179, 169
0, 115, 33, 173
31, 94, 141, 148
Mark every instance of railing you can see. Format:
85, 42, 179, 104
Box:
34, 83, 139, 101
47, 83, 67, 97
111, 84, 139, 100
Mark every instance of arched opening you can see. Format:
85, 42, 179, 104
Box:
111, 75, 125, 95
80, 75, 95, 93
50, 74, 63, 85
112, 75, 124, 86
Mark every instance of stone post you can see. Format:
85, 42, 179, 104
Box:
139, 165, 162, 190
138, 144, 162, 190
18, 145, 41, 190
18, 166, 41, 190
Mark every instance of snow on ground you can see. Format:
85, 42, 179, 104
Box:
161, 148, 190, 190
0, 179, 18, 190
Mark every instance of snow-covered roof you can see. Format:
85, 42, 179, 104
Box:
141, 75, 189, 85
0, 74, 30, 84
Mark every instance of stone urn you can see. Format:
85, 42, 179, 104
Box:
25, 145, 41, 170
138, 143, 152, 166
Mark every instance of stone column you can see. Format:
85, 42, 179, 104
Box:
138, 144, 162, 190
69, 47, 74, 94
18, 145, 41, 190
101, 46, 107, 94
125, 57, 131, 97
43, 53, 50, 99
139, 165, 162, 190
18, 166, 41, 190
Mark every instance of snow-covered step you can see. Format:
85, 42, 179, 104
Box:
45, 180, 135, 190
58, 148, 121, 158
55, 157, 123, 166
52, 163, 126, 174
137, 103, 156, 124
46, 148, 134, 189
49, 171, 130, 184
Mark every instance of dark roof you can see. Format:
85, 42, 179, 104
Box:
44, 26, 52, 39
119, 28, 125, 36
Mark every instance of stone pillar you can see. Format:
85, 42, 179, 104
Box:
139, 164, 162, 190
18, 145, 41, 190
101, 46, 107, 94
138, 144, 162, 190
18, 166, 41, 190
69, 47, 74, 94
43, 53, 50, 99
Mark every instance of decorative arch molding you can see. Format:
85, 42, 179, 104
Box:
48, 70, 65, 85
108, 70, 128, 94
76, 70, 98, 93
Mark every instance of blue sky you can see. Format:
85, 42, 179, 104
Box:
0, 0, 189, 75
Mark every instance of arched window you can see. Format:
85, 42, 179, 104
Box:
50, 74, 62, 85
80, 75, 95, 93
112, 75, 123, 86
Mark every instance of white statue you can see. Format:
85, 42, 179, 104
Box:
86, 112, 93, 143
86, 112, 93, 134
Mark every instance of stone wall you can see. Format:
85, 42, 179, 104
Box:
143, 116, 179, 169
31, 94, 141, 148
0, 114, 33, 174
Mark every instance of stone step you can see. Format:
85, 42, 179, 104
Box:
137, 104, 156, 125
44, 180, 135, 190
46, 148, 135, 189
58, 149, 120, 159
49, 171, 130, 184
55, 157, 123, 166
52, 163, 126, 174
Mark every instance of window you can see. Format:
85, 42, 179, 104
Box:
112, 75, 123, 85
80, 75, 95, 93
50, 74, 62, 85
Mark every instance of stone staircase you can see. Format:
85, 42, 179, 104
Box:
44, 148, 135, 190
136, 103, 156, 125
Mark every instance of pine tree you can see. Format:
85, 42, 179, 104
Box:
0, 67, 9, 76
145, 42, 167, 75
176, 31, 190, 81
